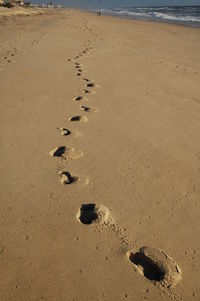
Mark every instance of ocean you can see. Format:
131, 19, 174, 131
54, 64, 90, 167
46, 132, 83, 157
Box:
99, 6, 200, 27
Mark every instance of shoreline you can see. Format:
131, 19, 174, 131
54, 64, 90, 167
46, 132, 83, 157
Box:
67, 7, 200, 30
101, 11, 200, 29
82, 8, 200, 33
79, 6, 200, 29
1, 5, 200, 29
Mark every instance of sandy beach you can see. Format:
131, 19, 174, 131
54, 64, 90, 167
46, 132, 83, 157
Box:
0, 7, 200, 301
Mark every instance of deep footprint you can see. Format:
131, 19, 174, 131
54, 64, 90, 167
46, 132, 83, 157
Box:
80, 105, 90, 112
82, 89, 90, 94
86, 83, 95, 88
70, 116, 81, 121
80, 105, 96, 113
74, 96, 83, 101
59, 171, 77, 184
58, 128, 71, 136
76, 203, 114, 225
73, 96, 88, 102
69, 116, 88, 123
49, 146, 83, 160
128, 247, 182, 287
49, 146, 66, 157
86, 82, 100, 88
82, 89, 96, 95
83, 77, 90, 82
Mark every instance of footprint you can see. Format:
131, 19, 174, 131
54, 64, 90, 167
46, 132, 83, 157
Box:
79, 176, 90, 186
64, 148, 83, 160
74, 96, 83, 101
82, 89, 96, 95
0, 245, 5, 254
58, 128, 71, 136
83, 77, 90, 82
80, 105, 96, 113
73, 95, 88, 102
76, 73, 81, 76
82, 89, 90, 94
127, 247, 182, 287
49, 146, 83, 160
86, 83, 95, 88
59, 171, 77, 184
49, 146, 65, 157
80, 105, 90, 112
69, 115, 88, 123
76, 204, 114, 225
75, 65, 84, 69
86, 82, 99, 88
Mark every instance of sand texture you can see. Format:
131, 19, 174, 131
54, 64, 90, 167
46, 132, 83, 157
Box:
0, 8, 200, 301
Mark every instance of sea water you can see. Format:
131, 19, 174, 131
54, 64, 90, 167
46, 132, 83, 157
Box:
100, 6, 200, 27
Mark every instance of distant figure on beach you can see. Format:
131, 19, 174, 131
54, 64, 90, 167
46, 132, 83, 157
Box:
97, 11, 101, 16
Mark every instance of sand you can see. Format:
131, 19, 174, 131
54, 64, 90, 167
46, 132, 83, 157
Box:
0, 7, 200, 301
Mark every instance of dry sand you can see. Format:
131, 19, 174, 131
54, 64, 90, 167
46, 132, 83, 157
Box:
0, 7, 200, 301
0, 5, 47, 16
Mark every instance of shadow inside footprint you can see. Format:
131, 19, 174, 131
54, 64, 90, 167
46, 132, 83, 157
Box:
82, 89, 90, 94
59, 171, 75, 184
70, 116, 81, 121
80, 105, 90, 112
87, 83, 95, 88
79, 204, 98, 224
129, 252, 165, 282
77, 203, 113, 225
52, 146, 66, 157
128, 247, 182, 287
74, 96, 83, 101
50, 146, 82, 160
59, 128, 71, 136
